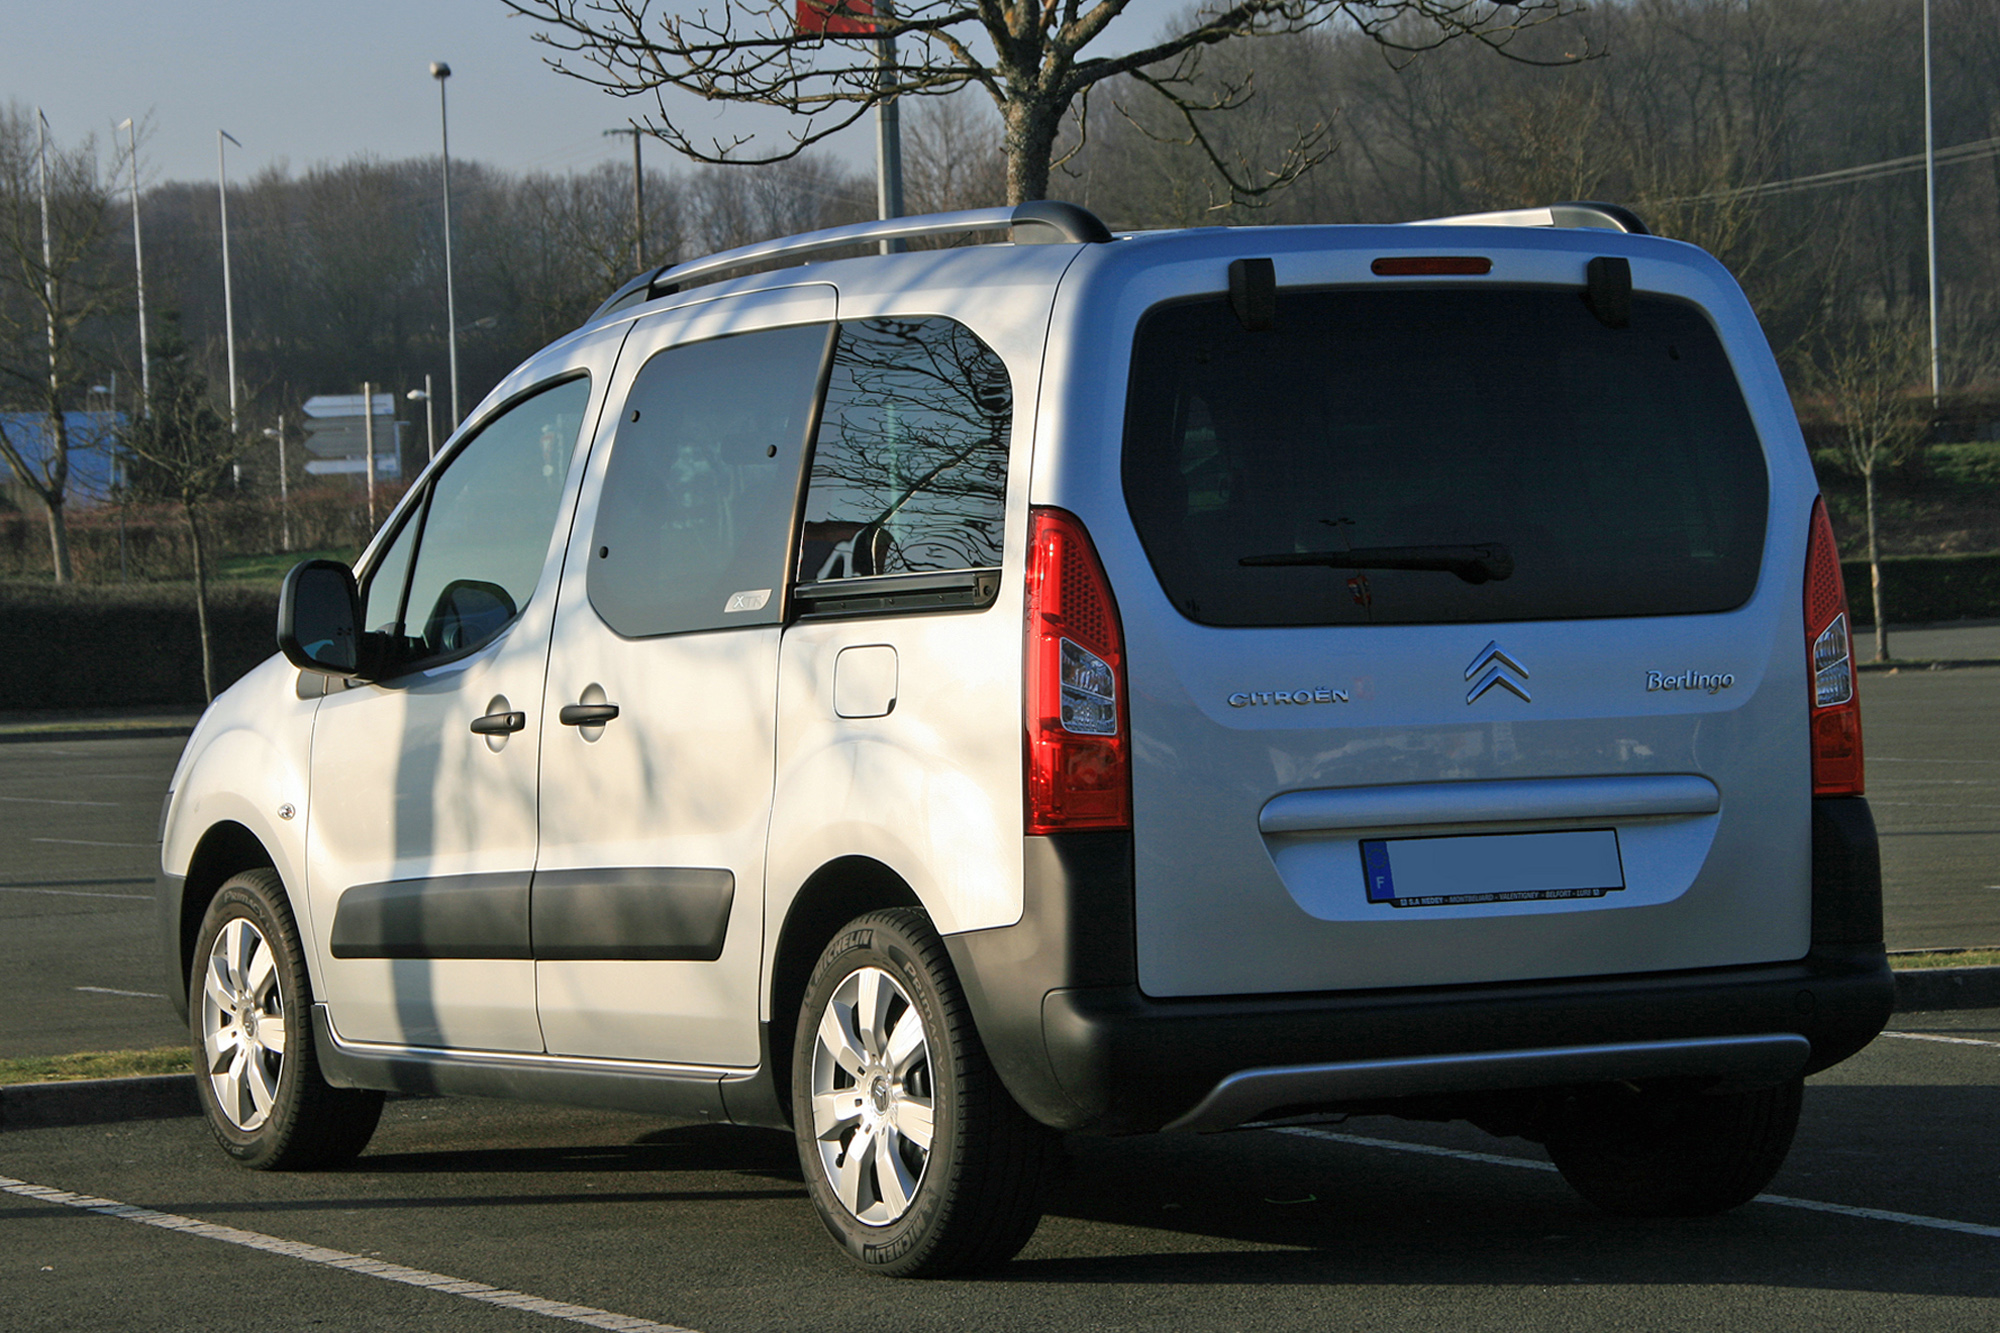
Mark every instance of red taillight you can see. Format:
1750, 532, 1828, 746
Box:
1805, 497, 1864, 796
1025, 507, 1130, 834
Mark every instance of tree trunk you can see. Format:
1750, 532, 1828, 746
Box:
1864, 466, 1887, 662
42, 405, 75, 584
186, 504, 216, 701
1003, 97, 1061, 204
42, 496, 74, 584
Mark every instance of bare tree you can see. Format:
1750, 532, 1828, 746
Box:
903, 96, 1007, 214
0, 106, 123, 583
1802, 318, 1931, 663
502, 0, 1576, 205
119, 313, 251, 699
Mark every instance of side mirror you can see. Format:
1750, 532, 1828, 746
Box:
278, 559, 366, 677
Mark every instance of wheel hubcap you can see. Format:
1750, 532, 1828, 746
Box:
199, 916, 287, 1131
809, 965, 935, 1226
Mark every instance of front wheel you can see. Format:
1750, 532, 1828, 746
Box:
1546, 1076, 1803, 1217
191, 869, 384, 1170
792, 908, 1051, 1277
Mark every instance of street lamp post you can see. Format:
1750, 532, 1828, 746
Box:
118, 118, 150, 415
362, 381, 379, 533
218, 129, 241, 433
603, 127, 646, 271
263, 418, 291, 551
407, 375, 437, 462
432, 61, 461, 430
1922, 0, 1941, 406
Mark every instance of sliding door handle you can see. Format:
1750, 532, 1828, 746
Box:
470, 709, 526, 735
559, 702, 621, 727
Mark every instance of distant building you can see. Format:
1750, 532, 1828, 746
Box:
0, 411, 127, 510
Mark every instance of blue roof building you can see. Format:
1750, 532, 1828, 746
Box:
0, 411, 128, 507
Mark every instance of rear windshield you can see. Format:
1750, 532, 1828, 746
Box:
1122, 288, 1769, 626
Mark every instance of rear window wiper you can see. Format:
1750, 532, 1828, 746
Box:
1238, 543, 1514, 585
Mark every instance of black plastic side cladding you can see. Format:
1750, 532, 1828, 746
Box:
1810, 796, 1885, 948
943, 832, 1136, 1132
158, 870, 189, 1021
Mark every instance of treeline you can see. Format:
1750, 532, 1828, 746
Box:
4, 0, 1998, 522
1064, 0, 2000, 383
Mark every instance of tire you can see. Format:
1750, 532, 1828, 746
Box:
191, 869, 384, 1170
1546, 1076, 1804, 1217
791, 908, 1051, 1277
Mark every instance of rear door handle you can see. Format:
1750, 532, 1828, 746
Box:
470, 710, 526, 735
558, 703, 621, 726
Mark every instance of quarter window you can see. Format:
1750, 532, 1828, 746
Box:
798, 317, 1011, 583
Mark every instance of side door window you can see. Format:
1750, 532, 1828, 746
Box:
362, 376, 594, 672
585, 323, 831, 638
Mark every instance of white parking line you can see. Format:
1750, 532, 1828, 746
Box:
74, 986, 166, 999
0, 1175, 699, 1333
1881, 1029, 2000, 1050
28, 838, 155, 849
0, 886, 151, 901
1272, 1127, 2000, 1240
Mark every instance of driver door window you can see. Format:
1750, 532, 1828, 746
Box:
363, 376, 592, 671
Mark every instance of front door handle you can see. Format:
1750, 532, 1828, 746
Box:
558, 702, 621, 727
470, 709, 526, 735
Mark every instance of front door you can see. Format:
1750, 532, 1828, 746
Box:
306, 373, 601, 1051
533, 287, 834, 1067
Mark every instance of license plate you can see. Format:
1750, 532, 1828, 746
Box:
1361, 829, 1624, 908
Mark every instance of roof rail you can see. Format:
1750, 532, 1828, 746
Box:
590, 200, 1114, 321
1405, 200, 1652, 236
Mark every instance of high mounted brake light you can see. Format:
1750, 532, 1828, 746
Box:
1371, 257, 1492, 276
1025, 507, 1131, 833
1805, 497, 1864, 796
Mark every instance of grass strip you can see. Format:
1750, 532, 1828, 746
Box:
0, 1046, 192, 1085
1889, 948, 2000, 970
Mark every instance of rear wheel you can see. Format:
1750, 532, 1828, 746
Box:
792, 908, 1051, 1277
192, 869, 384, 1170
1546, 1076, 1803, 1217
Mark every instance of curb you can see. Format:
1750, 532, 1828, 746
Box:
1894, 964, 2000, 1013
0, 1073, 198, 1129
0, 723, 197, 745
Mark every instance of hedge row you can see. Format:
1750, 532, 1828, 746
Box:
3, 552, 1995, 712
1842, 553, 2000, 627
0, 581, 281, 711
0, 486, 404, 583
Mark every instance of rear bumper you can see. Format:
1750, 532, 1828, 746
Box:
947, 801, 1891, 1136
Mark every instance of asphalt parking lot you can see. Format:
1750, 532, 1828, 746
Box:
5, 1007, 1999, 1331
2, 653, 1997, 1328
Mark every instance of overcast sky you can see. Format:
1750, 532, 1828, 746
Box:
4, 0, 886, 186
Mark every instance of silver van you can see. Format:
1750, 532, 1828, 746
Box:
159, 200, 1893, 1276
